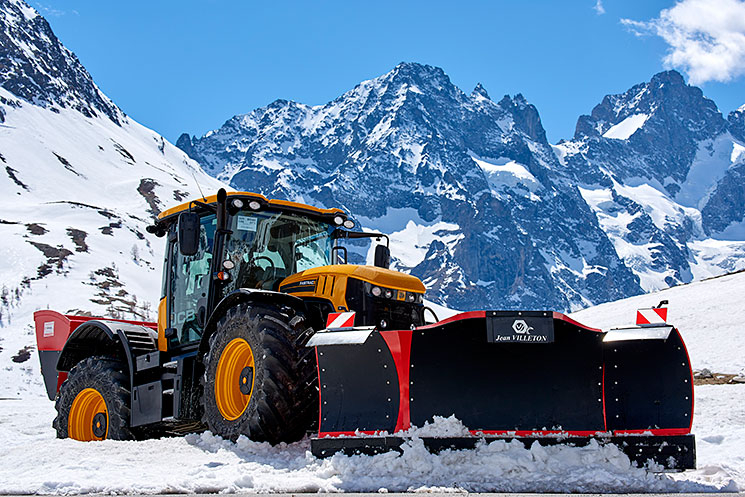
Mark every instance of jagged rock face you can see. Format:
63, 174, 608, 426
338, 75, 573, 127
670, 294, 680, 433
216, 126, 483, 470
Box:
571, 71, 727, 189
727, 106, 745, 143
180, 65, 745, 307
558, 70, 745, 290
0, 0, 120, 122
179, 62, 642, 311
701, 162, 745, 236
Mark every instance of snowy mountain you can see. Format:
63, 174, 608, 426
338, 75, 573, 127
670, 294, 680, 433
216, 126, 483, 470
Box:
0, 0, 224, 346
556, 70, 745, 290
179, 66, 745, 310
177, 63, 642, 312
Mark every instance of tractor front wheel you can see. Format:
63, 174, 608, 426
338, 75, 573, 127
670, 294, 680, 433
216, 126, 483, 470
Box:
53, 356, 134, 441
202, 303, 317, 443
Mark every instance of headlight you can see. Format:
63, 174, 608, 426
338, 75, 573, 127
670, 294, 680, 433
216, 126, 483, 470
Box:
364, 281, 423, 303
333, 215, 344, 226
248, 200, 261, 210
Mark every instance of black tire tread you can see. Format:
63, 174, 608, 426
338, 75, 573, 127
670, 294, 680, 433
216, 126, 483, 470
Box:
202, 303, 318, 443
53, 356, 135, 440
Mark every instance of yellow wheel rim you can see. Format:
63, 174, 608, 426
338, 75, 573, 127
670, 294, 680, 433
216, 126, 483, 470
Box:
68, 388, 108, 441
215, 337, 255, 420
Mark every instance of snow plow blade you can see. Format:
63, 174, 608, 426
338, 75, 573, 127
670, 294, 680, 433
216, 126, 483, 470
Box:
311, 311, 695, 470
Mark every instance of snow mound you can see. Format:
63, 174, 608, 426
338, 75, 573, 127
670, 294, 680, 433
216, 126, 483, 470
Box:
402, 414, 472, 437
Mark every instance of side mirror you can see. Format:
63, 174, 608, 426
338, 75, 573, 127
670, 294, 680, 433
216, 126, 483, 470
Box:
178, 212, 200, 256
374, 244, 390, 269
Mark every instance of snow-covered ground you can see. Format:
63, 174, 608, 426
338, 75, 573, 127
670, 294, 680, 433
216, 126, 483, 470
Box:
0, 388, 741, 494
0, 272, 744, 494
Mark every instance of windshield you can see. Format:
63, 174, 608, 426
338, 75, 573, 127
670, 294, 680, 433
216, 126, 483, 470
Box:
222, 210, 334, 292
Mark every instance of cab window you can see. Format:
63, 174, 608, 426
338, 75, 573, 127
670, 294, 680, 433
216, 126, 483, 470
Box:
169, 214, 216, 347
221, 210, 333, 294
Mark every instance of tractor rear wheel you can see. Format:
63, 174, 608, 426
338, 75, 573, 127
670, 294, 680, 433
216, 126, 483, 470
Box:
53, 356, 135, 441
202, 303, 317, 443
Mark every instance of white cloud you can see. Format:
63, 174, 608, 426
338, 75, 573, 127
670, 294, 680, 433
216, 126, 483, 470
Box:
622, 0, 745, 84
594, 0, 606, 15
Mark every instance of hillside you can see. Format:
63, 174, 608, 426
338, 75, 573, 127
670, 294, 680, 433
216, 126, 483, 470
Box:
0, 0, 225, 390
572, 270, 745, 375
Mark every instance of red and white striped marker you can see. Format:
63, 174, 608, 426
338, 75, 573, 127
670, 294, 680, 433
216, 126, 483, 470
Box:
636, 307, 668, 325
326, 311, 356, 329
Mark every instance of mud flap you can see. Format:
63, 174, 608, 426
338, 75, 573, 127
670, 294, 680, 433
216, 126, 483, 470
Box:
38, 350, 64, 400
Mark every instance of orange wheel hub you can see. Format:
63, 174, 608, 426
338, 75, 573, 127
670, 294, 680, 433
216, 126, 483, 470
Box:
68, 388, 108, 441
215, 338, 255, 420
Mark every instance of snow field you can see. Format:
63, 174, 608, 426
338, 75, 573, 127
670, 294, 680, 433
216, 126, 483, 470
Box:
602, 113, 650, 140
0, 389, 741, 494
0, 247, 743, 493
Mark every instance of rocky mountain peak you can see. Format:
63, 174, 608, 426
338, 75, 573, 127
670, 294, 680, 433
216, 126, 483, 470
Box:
574, 69, 724, 141
0, 0, 121, 123
556, 69, 745, 294
362, 62, 468, 113
178, 63, 644, 311
649, 69, 686, 87
471, 83, 490, 100
497, 93, 548, 145
387, 62, 450, 87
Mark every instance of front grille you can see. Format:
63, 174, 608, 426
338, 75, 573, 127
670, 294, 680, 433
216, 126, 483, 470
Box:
345, 278, 424, 330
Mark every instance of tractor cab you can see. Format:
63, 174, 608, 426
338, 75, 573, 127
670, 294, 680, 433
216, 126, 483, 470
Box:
151, 189, 426, 353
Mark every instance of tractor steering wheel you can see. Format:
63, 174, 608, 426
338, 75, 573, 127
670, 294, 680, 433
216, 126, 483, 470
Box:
252, 256, 277, 288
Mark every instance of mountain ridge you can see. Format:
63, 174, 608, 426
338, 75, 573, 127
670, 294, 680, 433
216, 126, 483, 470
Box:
178, 62, 745, 311
177, 61, 647, 312
2, 0, 744, 316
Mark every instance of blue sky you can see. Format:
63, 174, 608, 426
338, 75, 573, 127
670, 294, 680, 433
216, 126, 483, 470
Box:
28, 0, 745, 144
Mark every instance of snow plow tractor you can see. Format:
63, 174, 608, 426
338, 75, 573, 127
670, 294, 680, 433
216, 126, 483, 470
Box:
34, 188, 695, 469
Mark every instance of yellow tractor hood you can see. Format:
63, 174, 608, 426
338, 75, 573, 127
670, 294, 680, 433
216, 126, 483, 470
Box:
281, 265, 426, 294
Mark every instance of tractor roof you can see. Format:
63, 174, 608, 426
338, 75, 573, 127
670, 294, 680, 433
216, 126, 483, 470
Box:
157, 191, 346, 222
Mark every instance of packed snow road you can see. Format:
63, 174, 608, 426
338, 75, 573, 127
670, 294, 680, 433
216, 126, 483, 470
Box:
0, 384, 742, 494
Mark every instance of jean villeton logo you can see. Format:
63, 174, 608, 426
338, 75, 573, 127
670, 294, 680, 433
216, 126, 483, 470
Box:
512, 319, 533, 334
493, 319, 549, 342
